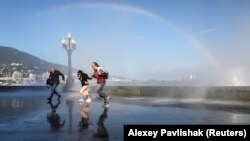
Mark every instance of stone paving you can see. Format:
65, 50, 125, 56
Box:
0, 89, 250, 141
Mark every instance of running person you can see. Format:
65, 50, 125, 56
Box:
77, 70, 92, 103
91, 62, 110, 108
47, 67, 65, 101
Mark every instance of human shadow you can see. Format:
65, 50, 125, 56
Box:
78, 102, 92, 132
92, 107, 109, 141
47, 100, 65, 133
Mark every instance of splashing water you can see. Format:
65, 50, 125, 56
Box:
228, 67, 247, 86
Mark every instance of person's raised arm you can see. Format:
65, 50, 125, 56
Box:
87, 75, 92, 80
91, 71, 95, 78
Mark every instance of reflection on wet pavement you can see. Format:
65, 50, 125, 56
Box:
92, 107, 109, 141
0, 89, 250, 141
47, 100, 65, 133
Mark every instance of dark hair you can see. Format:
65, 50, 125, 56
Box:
77, 70, 83, 74
92, 62, 100, 67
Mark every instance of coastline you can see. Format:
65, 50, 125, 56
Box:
1, 85, 250, 102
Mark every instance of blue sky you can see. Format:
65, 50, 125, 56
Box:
0, 0, 250, 82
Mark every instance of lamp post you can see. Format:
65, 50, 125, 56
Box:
61, 32, 76, 89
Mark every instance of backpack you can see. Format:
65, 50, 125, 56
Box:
98, 67, 109, 79
102, 71, 109, 79
46, 78, 53, 85
46, 77, 53, 89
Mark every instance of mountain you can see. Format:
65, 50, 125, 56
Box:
0, 46, 68, 74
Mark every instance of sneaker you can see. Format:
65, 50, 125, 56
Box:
79, 98, 84, 102
102, 103, 110, 108
85, 98, 92, 103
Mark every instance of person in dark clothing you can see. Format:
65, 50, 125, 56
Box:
77, 70, 92, 102
47, 67, 65, 101
91, 62, 110, 108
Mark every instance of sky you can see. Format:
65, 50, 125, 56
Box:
0, 0, 250, 84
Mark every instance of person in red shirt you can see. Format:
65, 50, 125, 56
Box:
91, 62, 110, 108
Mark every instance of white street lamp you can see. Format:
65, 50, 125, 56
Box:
61, 32, 77, 89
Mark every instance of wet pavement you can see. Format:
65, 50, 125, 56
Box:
0, 89, 250, 141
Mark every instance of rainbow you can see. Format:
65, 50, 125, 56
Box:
40, 2, 241, 85
53, 2, 222, 68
